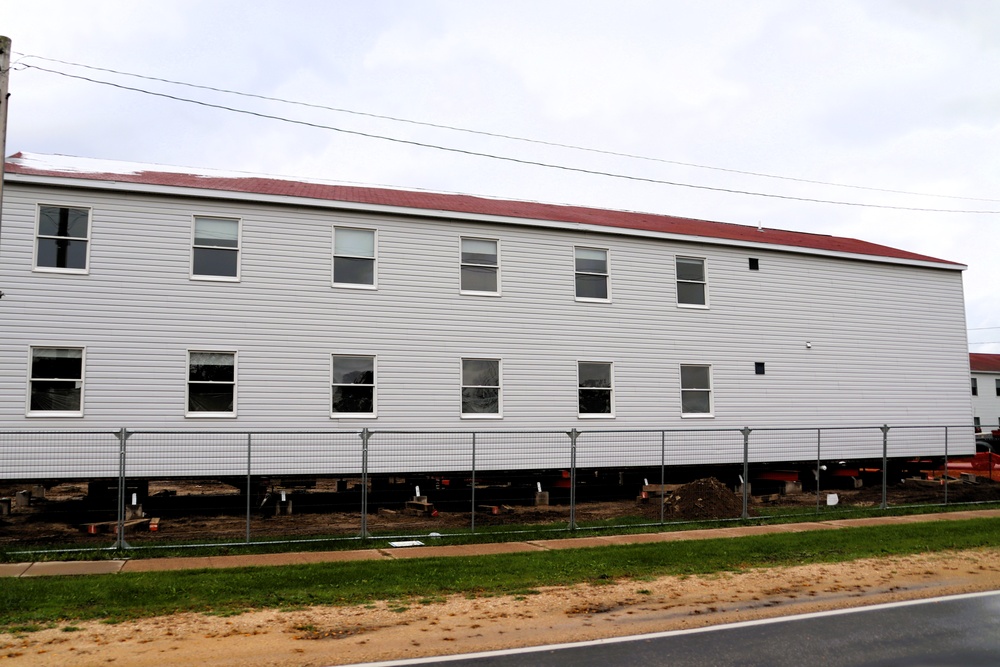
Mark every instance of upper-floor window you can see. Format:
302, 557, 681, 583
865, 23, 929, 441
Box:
578, 361, 614, 417
35, 205, 90, 273
996, 379, 1000, 397
333, 227, 376, 288
187, 351, 236, 416
461, 358, 501, 416
331, 355, 376, 416
28, 346, 84, 416
461, 237, 499, 294
972, 378, 978, 396
575, 247, 609, 301
676, 257, 708, 307
680, 364, 713, 417
192, 217, 240, 280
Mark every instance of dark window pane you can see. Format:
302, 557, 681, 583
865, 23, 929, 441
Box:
576, 274, 608, 299
30, 381, 81, 411
189, 354, 235, 382
334, 257, 375, 285
579, 388, 612, 414
462, 359, 499, 386
680, 365, 711, 389
32, 350, 83, 379
193, 248, 238, 277
682, 390, 711, 414
461, 266, 498, 292
36, 238, 88, 269
677, 282, 706, 305
332, 356, 374, 384
39, 206, 88, 238
188, 384, 234, 412
462, 387, 499, 414
332, 386, 374, 413
578, 362, 611, 388
676, 258, 705, 281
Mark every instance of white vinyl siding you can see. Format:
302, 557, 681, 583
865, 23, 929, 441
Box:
0, 180, 974, 467
192, 216, 240, 280
333, 227, 377, 288
34, 204, 90, 273
27, 346, 84, 416
971, 371, 1000, 432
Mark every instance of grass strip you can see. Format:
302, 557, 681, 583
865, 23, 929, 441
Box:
1, 517, 998, 630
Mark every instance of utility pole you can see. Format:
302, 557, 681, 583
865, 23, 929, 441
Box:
0, 35, 10, 256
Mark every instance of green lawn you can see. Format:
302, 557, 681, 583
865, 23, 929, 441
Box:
1, 516, 998, 632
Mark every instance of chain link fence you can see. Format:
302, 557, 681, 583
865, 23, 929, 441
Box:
0, 425, 994, 556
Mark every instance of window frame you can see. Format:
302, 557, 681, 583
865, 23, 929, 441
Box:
190, 216, 242, 282
459, 237, 501, 296
331, 354, 377, 418
972, 378, 978, 396
676, 256, 709, 308
577, 360, 615, 419
186, 350, 238, 418
574, 246, 611, 302
680, 363, 714, 418
332, 226, 378, 289
33, 204, 92, 274
26, 346, 86, 417
461, 357, 502, 418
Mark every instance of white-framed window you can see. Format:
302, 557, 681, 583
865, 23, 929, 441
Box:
972, 378, 978, 396
676, 256, 708, 307
461, 358, 501, 417
460, 237, 500, 294
680, 364, 713, 417
192, 217, 241, 280
996, 379, 1000, 397
331, 355, 376, 417
333, 227, 377, 288
578, 361, 614, 417
34, 205, 91, 273
575, 247, 610, 301
27, 346, 85, 416
187, 351, 236, 416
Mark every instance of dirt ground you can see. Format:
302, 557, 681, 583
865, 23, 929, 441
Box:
2, 547, 1000, 666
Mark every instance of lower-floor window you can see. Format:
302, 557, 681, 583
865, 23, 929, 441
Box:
462, 358, 501, 415
680, 364, 713, 416
28, 346, 84, 414
187, 351, 236, 416
578, 361, 613, 416
332, 355, 375, 416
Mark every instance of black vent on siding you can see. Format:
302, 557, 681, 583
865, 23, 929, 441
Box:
755, 362, 765, 375
749, 258, 760, 270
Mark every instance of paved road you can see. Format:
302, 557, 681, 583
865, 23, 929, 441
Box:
357, 591, 1000, 667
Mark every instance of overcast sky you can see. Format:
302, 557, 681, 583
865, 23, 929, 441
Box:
4, 1, 999, 352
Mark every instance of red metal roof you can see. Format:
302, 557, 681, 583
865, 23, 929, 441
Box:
971, 354, 1000, 373
4, 152, 961, 266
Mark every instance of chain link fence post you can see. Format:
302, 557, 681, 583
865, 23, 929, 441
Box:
741, 427, 751, 520
660, 430, 666, 525
570, 428, 579, 531
245, 433, 252, 544
116, 427, 129, 550
470, 432, 477, 534
815, 428, 822, 513
880, 424, 890, 510
943, 426, 949, 506
360, 428, 370, 539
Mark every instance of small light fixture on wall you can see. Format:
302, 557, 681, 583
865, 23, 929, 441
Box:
806, 342, 812, 349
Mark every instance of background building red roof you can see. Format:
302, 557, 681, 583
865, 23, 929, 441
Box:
971, 354, 1000, 373
4, 152, 961, 267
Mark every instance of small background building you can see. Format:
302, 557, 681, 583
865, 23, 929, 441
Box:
971, 353, 1000, 434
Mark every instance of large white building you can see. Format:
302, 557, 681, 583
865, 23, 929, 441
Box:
971, 354, 1000, 434
0, 153, 976, 474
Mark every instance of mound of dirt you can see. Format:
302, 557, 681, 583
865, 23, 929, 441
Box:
657, 477, 750, 520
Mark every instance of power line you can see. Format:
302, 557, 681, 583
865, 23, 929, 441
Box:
969, 327, 1000, 331
17, 63, 1000, 215
15, 52, 1000, 206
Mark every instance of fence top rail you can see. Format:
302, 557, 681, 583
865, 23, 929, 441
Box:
0, 430, 124, 436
